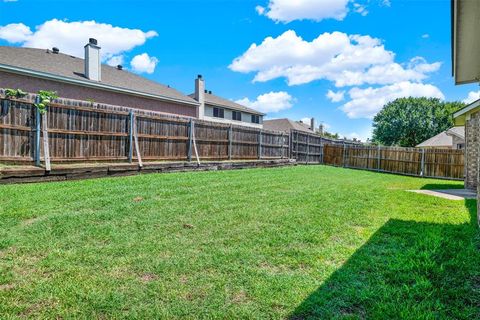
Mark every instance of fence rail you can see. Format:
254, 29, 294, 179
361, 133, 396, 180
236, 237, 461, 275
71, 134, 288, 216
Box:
0, 97, 465, 181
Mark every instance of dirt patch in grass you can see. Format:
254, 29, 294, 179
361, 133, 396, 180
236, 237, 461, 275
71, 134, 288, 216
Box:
139, 273, 158, 283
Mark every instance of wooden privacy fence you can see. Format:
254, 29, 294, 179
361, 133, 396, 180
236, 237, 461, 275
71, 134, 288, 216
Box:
0, 97, 289, 166
0, 96, 465, 180
290, 130, 465, 180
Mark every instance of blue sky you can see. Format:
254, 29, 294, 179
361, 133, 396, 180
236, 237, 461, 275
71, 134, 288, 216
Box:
0, 0, 478, 140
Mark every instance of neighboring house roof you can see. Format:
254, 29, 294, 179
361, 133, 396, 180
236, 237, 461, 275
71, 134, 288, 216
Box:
0, 46, 198, 106
263, 118, 314, 133
446, 126, 465, 139
188, 92, 265, 116
416, 128, 465, 148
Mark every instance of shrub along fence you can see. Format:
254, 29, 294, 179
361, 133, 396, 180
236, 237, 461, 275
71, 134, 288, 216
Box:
0, 95, 465, 181
291, 130, 465, 180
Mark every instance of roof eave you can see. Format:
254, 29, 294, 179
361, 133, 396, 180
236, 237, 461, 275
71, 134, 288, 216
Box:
453, 98, 480, 119
0, 64, 200, 107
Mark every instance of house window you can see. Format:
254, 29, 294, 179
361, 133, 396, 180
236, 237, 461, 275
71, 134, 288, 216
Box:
232, 111, 242, 121
457, 143, 465, 150
213, 107, 224, 118
251, 115, 260, 124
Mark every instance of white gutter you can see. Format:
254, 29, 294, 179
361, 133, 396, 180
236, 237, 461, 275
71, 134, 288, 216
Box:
0, 64, 200, 107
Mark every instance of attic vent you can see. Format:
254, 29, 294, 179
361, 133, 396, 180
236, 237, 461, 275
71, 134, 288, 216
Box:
117, 65, 123, 70
52, 47, 59, 54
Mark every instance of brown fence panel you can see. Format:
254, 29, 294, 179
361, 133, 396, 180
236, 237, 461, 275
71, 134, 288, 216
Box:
136, 115, 189, 161
323, 144, 343, 167
194, 121, 229, 160
231, 126, 259, 160
261, 131, 288, 159
44, 104, 129, 161
424, 148, 464, 179
0, 99, 34, 161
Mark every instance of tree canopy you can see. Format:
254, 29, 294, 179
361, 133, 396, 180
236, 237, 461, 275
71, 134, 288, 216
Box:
372, 97, 465, 147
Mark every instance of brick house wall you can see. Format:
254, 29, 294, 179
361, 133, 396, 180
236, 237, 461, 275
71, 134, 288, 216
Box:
465, 111, 479, 189
0, 72, 197, 117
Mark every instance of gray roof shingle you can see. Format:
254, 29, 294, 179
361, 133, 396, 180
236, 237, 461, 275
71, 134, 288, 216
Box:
0, 46, 198, 105
263, 118, 314, 133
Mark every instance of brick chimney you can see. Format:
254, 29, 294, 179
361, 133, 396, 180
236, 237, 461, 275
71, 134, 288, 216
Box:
84, 38, 101, 81
194, 75, 205, 119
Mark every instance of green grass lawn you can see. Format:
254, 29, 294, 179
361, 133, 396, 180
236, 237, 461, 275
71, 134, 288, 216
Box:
0, 166, 478, 319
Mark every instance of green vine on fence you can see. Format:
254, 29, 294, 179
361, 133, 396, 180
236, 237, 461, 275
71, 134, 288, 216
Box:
4, 88, 27, 99
35, 90, 58, 114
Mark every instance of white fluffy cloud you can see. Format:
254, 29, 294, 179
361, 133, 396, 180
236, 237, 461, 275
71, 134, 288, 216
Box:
0, 23, 32, 43
341, 81, 445, 119
231, 30, 443, 119
256, 0, 350, 23
0, 19, 158, 61
236, 91, 294, 113
130, 53, 159, 74
326, 90, 345, 102
230, 30, 440, 87
462, 90, 480, 104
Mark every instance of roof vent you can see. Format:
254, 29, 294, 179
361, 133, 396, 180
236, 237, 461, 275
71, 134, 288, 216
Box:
117, 65, 123, 70
208, 90, 212, 94
89, 38, 98, 45
198, 74, 203, 79
52, 47, 59, 54
204, 89, 208, 93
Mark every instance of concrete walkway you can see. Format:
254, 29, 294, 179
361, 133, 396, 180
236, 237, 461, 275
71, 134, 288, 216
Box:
408, 189, 476, 200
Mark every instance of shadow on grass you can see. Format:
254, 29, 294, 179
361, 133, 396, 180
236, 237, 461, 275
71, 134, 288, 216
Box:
290, 199, 479, 319
420, 183, 466, 190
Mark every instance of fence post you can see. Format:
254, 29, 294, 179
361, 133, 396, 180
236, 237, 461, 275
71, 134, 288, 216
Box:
342, 142, 346, 167
319, 135, 323, 164
281, 132, 284, 159
258, 130, 262, 160
377, 145, 381, 171
187, 119, 193, 162
306, 133, 310, 164
296, 131, 299, 161
41, 110, 51, 172
128, 111, 134, 163
289, 130, 293, 160
366, 146, 370, 169
34, 96, 41, 167
228, 125, 233, 160
420, 148, 425, 177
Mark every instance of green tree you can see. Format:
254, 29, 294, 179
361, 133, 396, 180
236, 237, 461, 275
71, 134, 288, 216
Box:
372, 97, 464, 147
